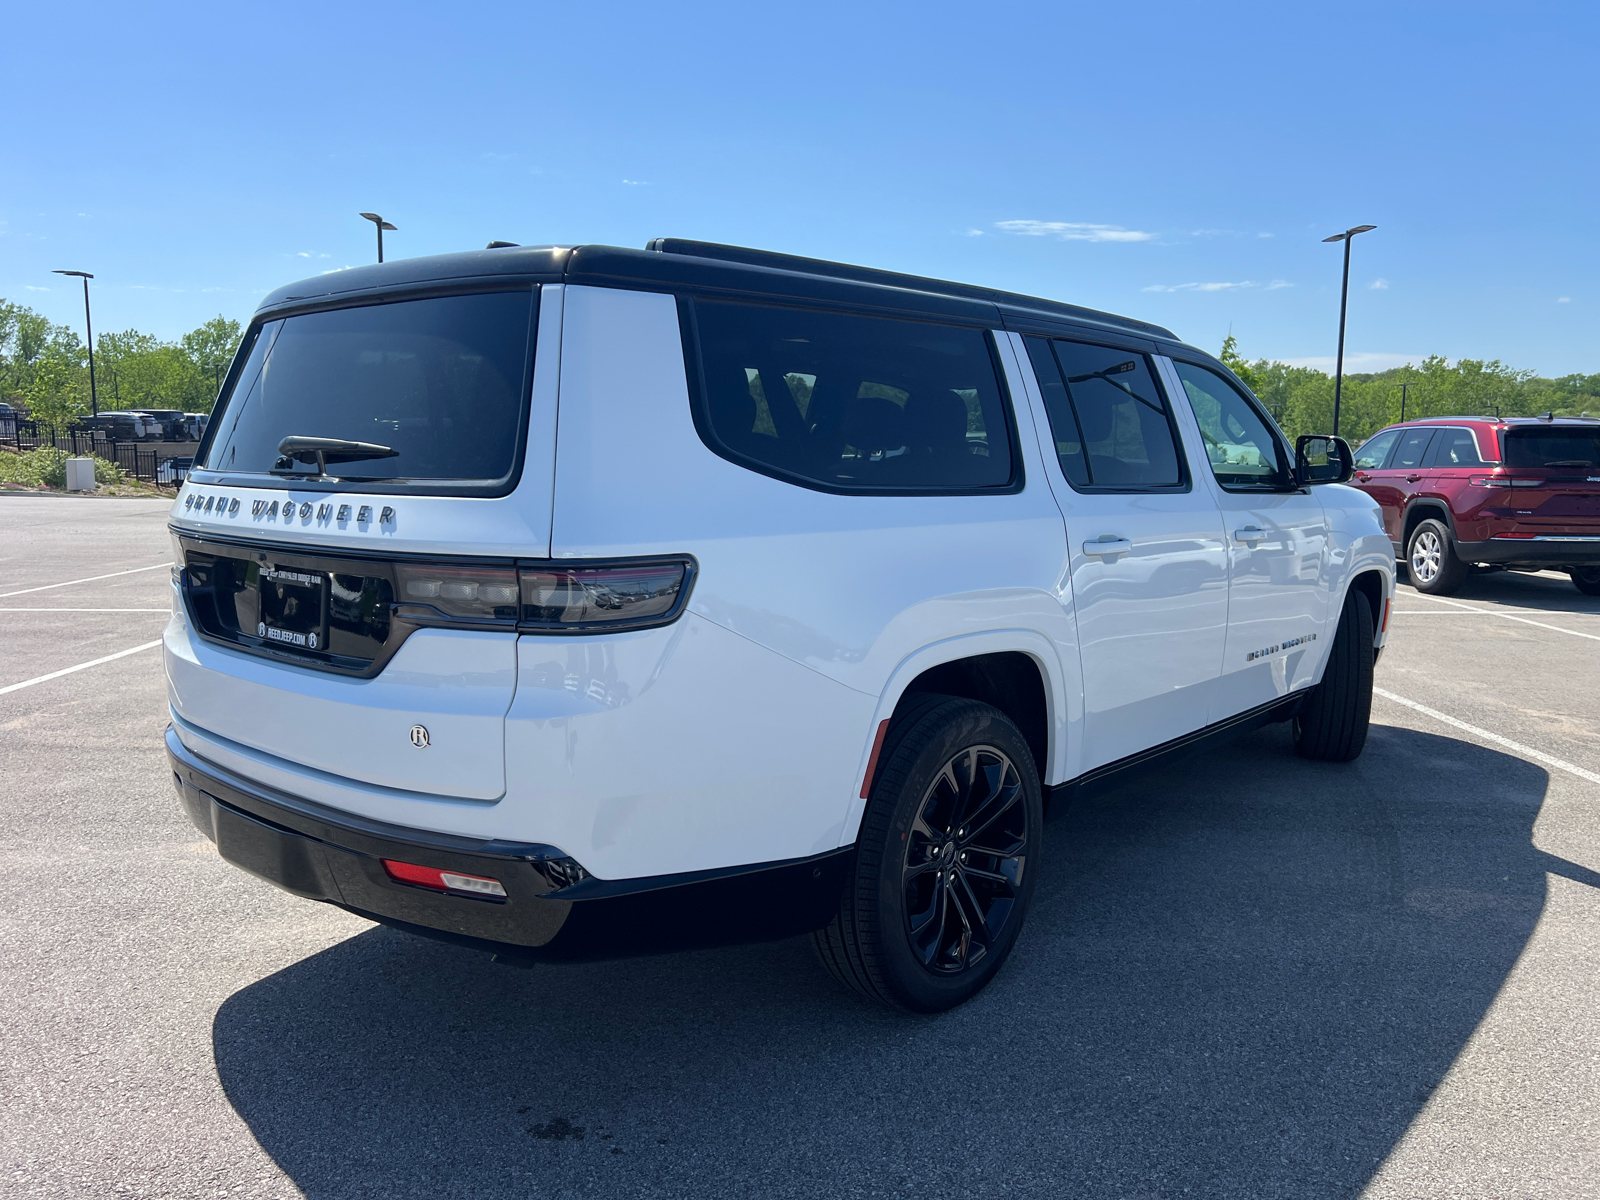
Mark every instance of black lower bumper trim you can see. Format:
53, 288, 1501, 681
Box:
166, 725, 853, 962
1455, 540, 1600, 567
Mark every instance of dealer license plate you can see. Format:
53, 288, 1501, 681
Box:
258, 566, 328, 652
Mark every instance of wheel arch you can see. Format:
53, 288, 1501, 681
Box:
1402, 498, 1456, 548
840, 632, 1067, 847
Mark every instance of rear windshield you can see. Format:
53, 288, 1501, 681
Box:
201, 289, 535, 488
1503, 426, 1600, 469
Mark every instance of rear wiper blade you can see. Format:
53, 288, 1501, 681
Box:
273, 435, 400, 477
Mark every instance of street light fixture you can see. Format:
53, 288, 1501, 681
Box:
52, 269, 99, 416
1321, 224, 1377, 437
359, 212, 398, 263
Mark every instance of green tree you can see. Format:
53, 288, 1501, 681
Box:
23, 344, 90, 427
1218, 334, 1263, 394
181, 316, 243, 408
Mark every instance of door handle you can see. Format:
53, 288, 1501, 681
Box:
1406, 473, 1424, 482
1234, 526, 1267, 544
1354, 471, 1371, 482
1082, 535, 1132, 559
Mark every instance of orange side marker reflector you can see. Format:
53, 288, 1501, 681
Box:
860, 719, 891, 799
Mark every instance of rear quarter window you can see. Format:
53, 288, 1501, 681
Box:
687, 299, 1017, 493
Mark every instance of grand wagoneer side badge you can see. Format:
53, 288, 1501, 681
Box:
1246, 632, 1318, 663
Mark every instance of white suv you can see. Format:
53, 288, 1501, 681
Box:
165, 240, 1393, 1011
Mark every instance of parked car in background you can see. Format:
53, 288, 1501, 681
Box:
76, 411, 153, 441
183, 412, 209, 441
1349, 415, 1600, 595
133, 410, 193, 441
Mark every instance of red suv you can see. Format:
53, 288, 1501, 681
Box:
1349, 416, 1600, 596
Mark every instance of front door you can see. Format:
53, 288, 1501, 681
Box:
1365, 426, 1438, 546
1018, 336, 1229, 772
1163, 359, 1334, 715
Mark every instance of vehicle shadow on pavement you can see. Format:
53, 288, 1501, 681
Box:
213, 722, 1599, 1199
1402, 568, 1600, 614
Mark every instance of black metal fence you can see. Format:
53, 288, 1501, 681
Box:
2, 420, 166, 484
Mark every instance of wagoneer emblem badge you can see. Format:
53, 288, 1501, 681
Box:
409, 725, 430, 748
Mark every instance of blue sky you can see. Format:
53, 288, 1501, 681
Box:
4, 1, 1595, 375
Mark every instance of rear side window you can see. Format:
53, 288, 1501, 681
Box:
689, 299, 1015, 492
1171, 361, 1290, 490
1391, 427, 1436, 470
1027, 337, 1184, 490
1504, 426, 1600, 468
201, 289, 536, 490
1353, 429, 1401, 470
1424, 427, 1487, 467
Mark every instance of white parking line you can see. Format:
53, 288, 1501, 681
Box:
1374, 687, 1600, 786
1402, 592, 1600, 642
0, 608, 169, 612
0, 640, 163, 697
0, 562, 172, 599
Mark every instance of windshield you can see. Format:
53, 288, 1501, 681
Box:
201, 289, 536, 486
1503, 426, 1600, 469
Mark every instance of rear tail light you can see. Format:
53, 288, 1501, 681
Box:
1508, 478, 1543, 488
395, 558, 692, 632
519, 563, 688, 630
394, 563, 521, 621
382, 859, 508, 898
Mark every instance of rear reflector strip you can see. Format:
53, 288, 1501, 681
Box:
1381, 597, 1391, 633
382, 859, 508, 898
860, 718, 891, 799
1491, 533, 1539, 540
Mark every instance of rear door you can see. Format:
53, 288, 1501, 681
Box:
1500, 424, 1600, 537
1020, 336, 1229, 770
1163, 358, 1332, 714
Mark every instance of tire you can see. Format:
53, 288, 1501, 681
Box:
1571, 567, 1600, 597
1294, 590, 1375, 762
812, 696, 1042, 1013
1406, 518, 1468, 595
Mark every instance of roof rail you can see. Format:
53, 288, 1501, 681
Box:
645, 237, 1178, 342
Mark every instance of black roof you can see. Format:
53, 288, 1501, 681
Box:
258, 239, 1191, 355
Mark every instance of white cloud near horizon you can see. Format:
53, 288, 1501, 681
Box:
1279, 352, 1431, 373
1144, 279, 1294, 293
1369, 278, 1390, 289
996, 219, 1156, 243
1559, 296, 1572, 303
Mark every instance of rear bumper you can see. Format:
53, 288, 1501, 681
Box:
1455, 538, 1600, 568
167, 725, 852, 963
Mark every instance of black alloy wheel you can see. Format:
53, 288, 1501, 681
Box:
901, 746, 1027, 975
812, 696, 1042, 1012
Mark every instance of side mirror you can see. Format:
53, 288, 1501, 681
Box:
1295, 434, 1353, 485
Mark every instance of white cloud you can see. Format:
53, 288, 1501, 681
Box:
1558, 296, 1572, 303
996, 219, 1156, 243
964, 228, 984, 237
295, 251, 331, 259
622, 179, 650, 186
1369, 278, 1390, 290
1280, 352, 1431, 373
1257, 231, 1274, 238
24, 285, 49, 291
1144, 281, 1257, 293
1266, 280, 1293, 290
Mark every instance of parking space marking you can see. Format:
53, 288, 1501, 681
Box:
0, 562, 172, 599
1402, 592, 1600, 642
0, 640, 163, 697
1375, 686, 1600, 787
0, 608, 169, 612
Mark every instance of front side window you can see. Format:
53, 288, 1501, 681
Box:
201, 289, 536, 490
690, 299, 1015, 492
1030, 338, 1184, 490
1172, 361, 1290, 490
1352, 429, 1401, 470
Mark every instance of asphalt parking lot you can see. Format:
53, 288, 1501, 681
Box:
3, 494, 1599, 1200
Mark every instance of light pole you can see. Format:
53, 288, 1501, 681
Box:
1400, 380, 1417, 422
359, 212, 397, 263
52, 269, 99, 416
1321, 223, 1377, 437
